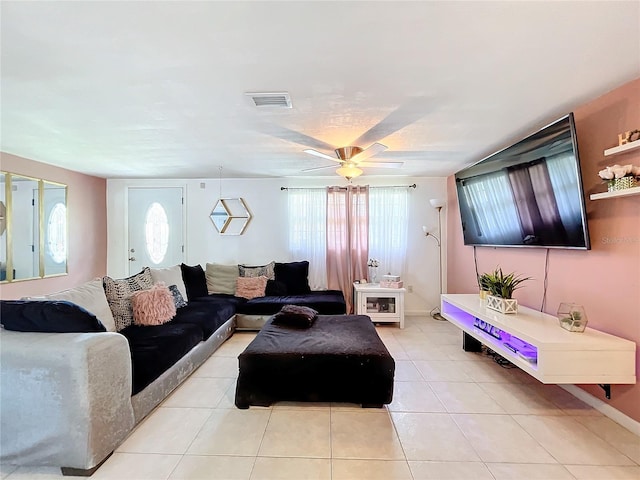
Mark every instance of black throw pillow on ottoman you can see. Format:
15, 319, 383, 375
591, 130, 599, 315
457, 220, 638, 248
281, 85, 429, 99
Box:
0, 300, 107, 333
274, 261, 311, 295
180, 263, 209, 300
272, 305, 318, 328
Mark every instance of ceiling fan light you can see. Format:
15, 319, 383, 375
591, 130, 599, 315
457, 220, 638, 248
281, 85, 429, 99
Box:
336, 165, 363, 179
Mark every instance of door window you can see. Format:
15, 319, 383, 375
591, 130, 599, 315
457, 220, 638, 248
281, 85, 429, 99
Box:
144, 202, 169, 264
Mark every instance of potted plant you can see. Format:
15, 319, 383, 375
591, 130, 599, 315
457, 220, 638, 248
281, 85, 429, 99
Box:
598, 164, 640, 192
477, 272, 492, 300
480, 267, 530, 314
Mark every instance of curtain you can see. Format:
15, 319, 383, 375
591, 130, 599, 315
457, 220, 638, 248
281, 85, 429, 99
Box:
546, 152, 584, 238
326, 185, 369, 313
461, 172, 523, 244
369, 187, 408, 278
508, 160, 566, 245
287, 188, 327, 290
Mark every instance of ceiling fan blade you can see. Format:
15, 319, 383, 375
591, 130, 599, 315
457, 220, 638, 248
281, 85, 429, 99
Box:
351, 142, 388, 163
255, 120, 336, 151
358, 161, 404, 169
304, 149, 341, 162
302, 164, 339, 172
351, 96, 434, 146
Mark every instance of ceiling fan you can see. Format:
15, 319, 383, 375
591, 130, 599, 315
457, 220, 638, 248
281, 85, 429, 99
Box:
302, 142, 403, 179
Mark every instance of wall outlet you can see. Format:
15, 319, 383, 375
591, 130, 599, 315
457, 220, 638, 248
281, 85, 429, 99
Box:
407, 285, 413, 293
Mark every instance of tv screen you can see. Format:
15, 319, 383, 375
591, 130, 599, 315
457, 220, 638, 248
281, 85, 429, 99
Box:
455, 113, 590, 249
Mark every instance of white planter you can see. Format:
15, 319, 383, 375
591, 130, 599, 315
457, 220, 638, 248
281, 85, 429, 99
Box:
486, 295, 518, 314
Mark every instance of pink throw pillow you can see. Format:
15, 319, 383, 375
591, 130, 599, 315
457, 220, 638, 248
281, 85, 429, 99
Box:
235, 276, 268, 300
131, 283, 177, 326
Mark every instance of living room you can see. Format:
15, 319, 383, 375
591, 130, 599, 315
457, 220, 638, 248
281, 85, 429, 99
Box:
1, 2, 639, 479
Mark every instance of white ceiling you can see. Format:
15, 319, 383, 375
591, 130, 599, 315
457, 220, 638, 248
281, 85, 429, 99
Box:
1, 1, 639, 179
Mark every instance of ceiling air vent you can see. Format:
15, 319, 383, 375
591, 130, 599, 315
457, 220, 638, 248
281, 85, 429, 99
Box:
245, 92, 292, 108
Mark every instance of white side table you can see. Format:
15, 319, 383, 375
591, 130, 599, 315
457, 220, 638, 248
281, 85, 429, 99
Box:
353, 283, 405, 329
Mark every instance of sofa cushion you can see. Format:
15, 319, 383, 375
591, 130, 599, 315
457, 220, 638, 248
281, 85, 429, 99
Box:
235, 276, 268, 300
237, 290, 346, 316
24, 278, 117, 332
103, 267, 154, 331
150, 265, 188, 302
239, 261, 275, 280
272, 305, 318, 328
131, 284, 176, 326
180, 263, 209, 300
172, 297, 237, 339
0, 300, 107, 333
274, 261, 311, 295
206, 263, 238, 295
120, 322, 204, 395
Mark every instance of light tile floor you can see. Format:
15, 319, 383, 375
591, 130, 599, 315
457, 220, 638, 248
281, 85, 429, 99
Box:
3, 316, 639, 480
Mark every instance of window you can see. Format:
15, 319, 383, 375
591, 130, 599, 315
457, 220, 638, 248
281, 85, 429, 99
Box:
287, 186, 410, 288
145, 202, 169, 264
369, 187, 409, 276
288, 189, 327, 289
47, 202, 67, 264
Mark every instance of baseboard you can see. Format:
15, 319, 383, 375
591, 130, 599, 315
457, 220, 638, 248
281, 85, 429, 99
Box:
560, 385, 640, 436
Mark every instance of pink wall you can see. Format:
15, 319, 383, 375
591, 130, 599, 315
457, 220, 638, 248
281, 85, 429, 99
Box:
446, 78, 640, 422
0, 153, 107, 299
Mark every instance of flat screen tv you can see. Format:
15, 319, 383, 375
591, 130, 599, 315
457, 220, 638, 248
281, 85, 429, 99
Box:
455, 113, 590, 249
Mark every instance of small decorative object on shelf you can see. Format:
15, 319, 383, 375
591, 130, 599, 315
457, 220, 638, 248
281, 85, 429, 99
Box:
598, 164, 640, 192
367, 258, 379, 283
380, 274, 403, 288
487, 295, 519, 314
617, 129, 640, 146
557, 303, 588, 333
480, 267, 530, 315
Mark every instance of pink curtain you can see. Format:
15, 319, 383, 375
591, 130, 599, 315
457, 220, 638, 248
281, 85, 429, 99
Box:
508, 160, 567, 245
326, 185, 369, 313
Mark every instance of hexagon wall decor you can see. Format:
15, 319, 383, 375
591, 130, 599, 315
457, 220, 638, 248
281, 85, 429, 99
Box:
209, 198, 251, 235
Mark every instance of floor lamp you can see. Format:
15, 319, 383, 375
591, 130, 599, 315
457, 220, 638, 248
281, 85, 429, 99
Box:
423, 198, 446, 321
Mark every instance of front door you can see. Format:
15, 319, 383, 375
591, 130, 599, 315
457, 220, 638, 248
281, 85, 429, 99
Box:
127, 187, 184, 275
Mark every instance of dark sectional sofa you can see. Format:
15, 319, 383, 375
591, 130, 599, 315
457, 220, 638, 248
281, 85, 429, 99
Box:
123, 288, 346, 395
0, 261, 346, 475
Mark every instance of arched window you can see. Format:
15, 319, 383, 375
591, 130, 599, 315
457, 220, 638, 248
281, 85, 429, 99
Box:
145, 202, 169, 264
47, 203, 67, 264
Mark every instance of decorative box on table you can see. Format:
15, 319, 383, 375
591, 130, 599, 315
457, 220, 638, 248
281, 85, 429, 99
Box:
380, 274, 402, 288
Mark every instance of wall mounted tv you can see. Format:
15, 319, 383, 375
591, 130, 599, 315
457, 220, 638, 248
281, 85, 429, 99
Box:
455, 113, 590, 249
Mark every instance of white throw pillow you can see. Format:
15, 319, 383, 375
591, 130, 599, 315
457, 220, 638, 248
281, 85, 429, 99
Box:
29, 278, 117, 332
150, 265, 188, 301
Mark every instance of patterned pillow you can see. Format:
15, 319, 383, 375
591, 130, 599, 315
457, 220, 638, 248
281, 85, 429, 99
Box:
239, 261, 275, 280
235, 276, 268, 300
103, 267, 154, 331
168, 284, 187, 308
131, 284, 176, 326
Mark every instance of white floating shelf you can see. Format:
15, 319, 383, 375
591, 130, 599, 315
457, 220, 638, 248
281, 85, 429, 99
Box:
604, 140, 640, 157
590, 185, 640, 201
441, 294, 636, 385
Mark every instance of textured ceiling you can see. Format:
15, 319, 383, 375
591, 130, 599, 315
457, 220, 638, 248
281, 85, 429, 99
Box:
1, 1, 639, 179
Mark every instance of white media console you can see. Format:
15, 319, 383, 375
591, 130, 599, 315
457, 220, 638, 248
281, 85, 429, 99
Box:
441, 294, 636, 397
